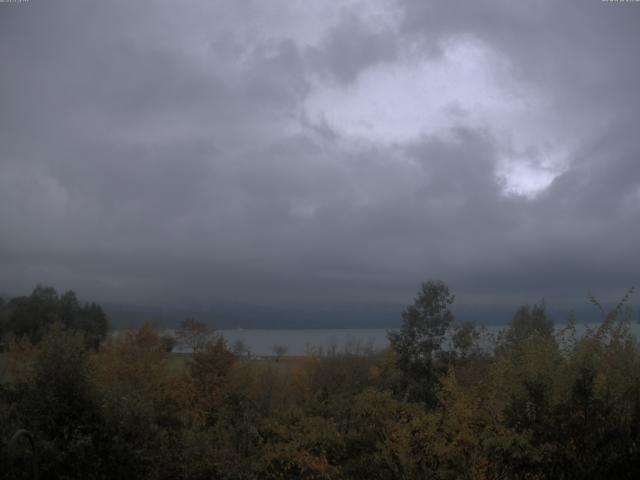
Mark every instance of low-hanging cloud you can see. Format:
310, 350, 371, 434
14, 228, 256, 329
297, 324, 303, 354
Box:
1, 0, 639, 321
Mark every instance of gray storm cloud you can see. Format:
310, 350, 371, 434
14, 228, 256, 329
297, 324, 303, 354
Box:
1, 0, 639, 319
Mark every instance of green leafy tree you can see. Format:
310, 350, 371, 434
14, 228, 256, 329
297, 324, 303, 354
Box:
499, 302, 553, 353
451, 321, 481, 362
4, 285, 108, 347
388, 280, 454, 404
15, 323, 104, 479
7, 285, 60, 343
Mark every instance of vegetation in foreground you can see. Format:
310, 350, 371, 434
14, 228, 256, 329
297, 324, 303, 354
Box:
1, 282, 640, 479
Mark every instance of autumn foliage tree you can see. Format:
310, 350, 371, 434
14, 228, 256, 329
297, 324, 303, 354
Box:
4, 282, 640, 479
175, 318, 211, 353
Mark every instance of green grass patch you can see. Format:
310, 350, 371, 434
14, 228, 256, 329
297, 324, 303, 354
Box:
165, 352, 191, 376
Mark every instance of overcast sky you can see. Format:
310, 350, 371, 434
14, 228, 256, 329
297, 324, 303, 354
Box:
1, 0, 639, 316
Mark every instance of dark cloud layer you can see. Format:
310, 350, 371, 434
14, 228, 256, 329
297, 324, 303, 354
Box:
1, 0, 639, 323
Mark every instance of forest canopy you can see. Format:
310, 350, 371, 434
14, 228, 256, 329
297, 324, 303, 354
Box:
0, 285, 108, 348
1, 281, 640, 479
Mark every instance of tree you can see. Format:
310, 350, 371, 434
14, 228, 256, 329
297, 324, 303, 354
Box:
500, 302, 553, 352
7, 285, 60, 343
388, 280, 455, 404
17, 323, 104, 478
74, 302, 108, 349
233, 339, 250, 357
189, 335, 236, 426
4, 285, 108, 347
175, 318, 211, 353
451, 321, 481, 361
160, 334, 177, 352
92, 322, 194, 479
272, 344, 288, 361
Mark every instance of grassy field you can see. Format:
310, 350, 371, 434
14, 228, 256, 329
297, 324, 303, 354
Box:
166, 352, 191, 375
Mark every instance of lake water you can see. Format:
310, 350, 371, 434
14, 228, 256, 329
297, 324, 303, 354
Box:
208, 322, 640, 356
216, 328, 391, 356
163, 321, 640, 357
